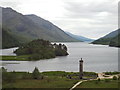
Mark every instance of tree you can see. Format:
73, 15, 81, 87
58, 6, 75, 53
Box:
113, 76, 118, 80
98, 78, 101, 81
63, 44, 67, 51
1, 67, 7, 72
14, 39, 69, 60
32, 67, 40, 79
118, 76, 120, 80
59, 43, 62, 49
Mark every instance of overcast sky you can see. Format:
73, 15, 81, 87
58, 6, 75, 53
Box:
0, 0, 118, 39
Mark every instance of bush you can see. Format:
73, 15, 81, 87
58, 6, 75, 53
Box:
32, 67, 40, 79
55, 48, 68, 56
1, 67, 7, 72
118, 76, 120, 80
32, 67, 43, 80
98, 78, 101, 81
113, 76, 118, 80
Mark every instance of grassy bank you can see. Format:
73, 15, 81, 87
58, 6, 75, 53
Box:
1, 55, 30, 61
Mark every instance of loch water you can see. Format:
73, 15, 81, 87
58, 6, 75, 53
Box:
1, 42, 118, 73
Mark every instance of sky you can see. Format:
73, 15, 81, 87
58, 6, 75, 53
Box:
0, 0, 118, 39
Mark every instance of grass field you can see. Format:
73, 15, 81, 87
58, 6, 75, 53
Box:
2, 71, 98, 88
2, 69, 119, 89
76, 80, 119, 88
3, 74, 79, 88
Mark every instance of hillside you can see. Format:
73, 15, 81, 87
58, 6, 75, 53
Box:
92, 29, 120, 47
109, 34, 120, 47
65, 32, 94, 42
25, 14, 79, 42
103, 29, 119, 38
2, 7, 78, 43
2, 28, 20, 49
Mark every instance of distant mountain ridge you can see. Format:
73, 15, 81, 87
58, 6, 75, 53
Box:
25, 14, 78, 42
102, 29, 119, 38
92, 29, 120, 47
65, 32, 94, 42
2, 7, 79, 46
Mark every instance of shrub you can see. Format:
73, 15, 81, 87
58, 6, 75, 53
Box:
113, 76, 118, 80
98, 78, 101, 81
118, 76, 120, 80
1, 67, 7, 72
32, 67, 40, 79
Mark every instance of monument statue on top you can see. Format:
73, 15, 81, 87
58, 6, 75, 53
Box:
79, 58, 83, 79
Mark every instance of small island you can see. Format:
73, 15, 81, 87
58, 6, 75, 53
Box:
13, 39, 68, 60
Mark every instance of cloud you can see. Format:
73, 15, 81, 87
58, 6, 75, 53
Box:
63, 0, 117, 18
0, 0, 21, 10
0, 0, 118, 39
52, 0, 118, 39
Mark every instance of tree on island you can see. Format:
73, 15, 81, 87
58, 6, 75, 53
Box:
63, 44, 67, 51
14, 39, 68, 60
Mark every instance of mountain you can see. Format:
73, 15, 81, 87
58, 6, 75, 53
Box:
65, 32, 94, 42
92, 29, 120, 47
102, 29, 119, 38
2, 7, 78, 43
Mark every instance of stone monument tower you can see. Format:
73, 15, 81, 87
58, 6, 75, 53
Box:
79, 58, 83, 79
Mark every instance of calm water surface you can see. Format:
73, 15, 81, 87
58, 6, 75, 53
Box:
0, 42, 118, 73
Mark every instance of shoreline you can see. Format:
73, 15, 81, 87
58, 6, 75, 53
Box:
1, 66, 119, 74
0, 55, 59, 61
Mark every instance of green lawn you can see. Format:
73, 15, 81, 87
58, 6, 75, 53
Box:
76, 80, 119, 88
